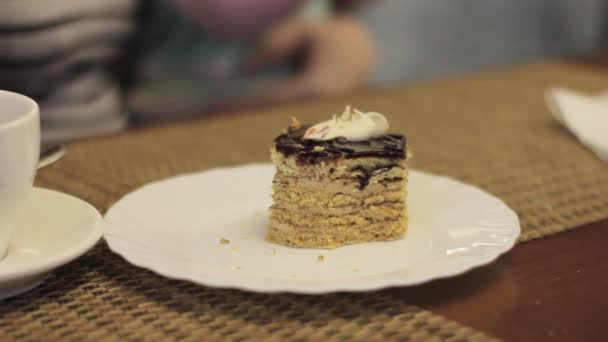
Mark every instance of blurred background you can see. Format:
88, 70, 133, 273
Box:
0, 0, 606, 142
362, 0, 607, 85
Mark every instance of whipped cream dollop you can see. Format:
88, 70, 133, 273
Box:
302, 106, 389, 141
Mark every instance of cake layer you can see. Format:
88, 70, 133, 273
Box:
272, 188, 406, 207
270, 205, 405, 228
271, 201, 405, 219
267, 219, 406, 249
271, 147, 407, 180
273, 174, 406, 196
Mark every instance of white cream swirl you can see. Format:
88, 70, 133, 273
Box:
302, 106, 389, 141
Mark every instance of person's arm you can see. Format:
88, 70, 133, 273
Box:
246, 14, 375, 102
163, 0, 376, 104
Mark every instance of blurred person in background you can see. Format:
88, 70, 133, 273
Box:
0, 0, 137, 141
1, 0, 607, 142
129, 0, 374, 123
0, 0, 374, 142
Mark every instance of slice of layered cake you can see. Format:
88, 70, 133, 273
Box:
268, 106, 408, 248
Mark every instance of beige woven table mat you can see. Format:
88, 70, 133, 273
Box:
1, 61, 607, 341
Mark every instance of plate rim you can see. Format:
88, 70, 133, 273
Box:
0, 187, 103, 281
103, 163, 520, 294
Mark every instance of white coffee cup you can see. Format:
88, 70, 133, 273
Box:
0, 91, 40, 261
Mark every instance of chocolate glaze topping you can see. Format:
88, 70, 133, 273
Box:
352, 165, 401, 189
274, 125, 406, 165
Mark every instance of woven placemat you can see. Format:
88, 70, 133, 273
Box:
2, 60, 607, 341
37, 61, 608, 241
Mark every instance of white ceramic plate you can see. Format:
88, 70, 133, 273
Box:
103, 164, 519, 294
0, 188, 102, 299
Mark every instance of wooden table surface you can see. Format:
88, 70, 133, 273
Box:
393, 218, 608, 341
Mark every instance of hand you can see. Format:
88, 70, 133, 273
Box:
245, 15, 376, 103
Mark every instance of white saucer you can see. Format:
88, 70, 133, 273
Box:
104, 164, 520, 294
0, 188, 102, 300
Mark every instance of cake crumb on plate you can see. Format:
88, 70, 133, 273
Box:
220, 238, 230, 244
